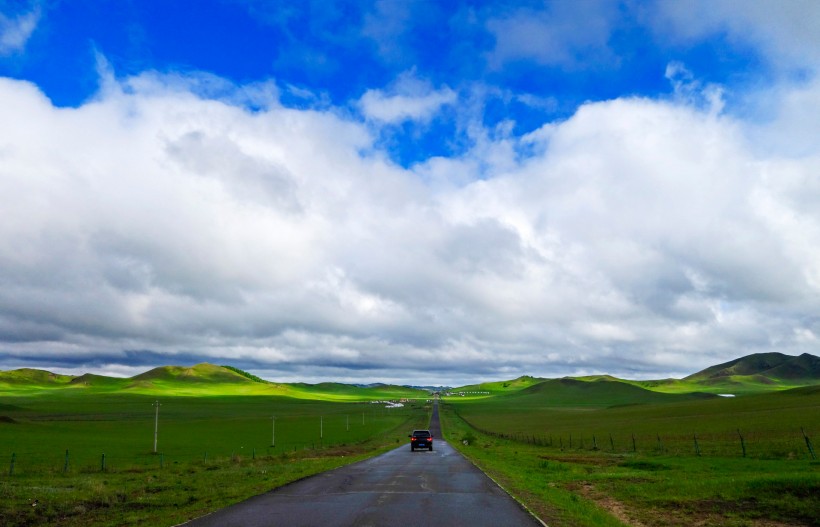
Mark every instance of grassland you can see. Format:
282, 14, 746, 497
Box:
0, 368, 432, 526
440, 380, 820, 526
2, 355, 817, 526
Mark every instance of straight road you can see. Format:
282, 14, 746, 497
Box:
182, 402, 542, 527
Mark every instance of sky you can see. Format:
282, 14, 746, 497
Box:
1, 0, 819, 386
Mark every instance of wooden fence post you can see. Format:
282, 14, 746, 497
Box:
737, 429, 746, 457
801, 428, 815, 460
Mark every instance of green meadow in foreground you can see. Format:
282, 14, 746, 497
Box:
0, 365, 431, 526
440, 378, 820, 527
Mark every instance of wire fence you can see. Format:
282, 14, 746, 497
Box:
3, 438, 384, 477
1, 405, 431, 477
450, 409, 817, 460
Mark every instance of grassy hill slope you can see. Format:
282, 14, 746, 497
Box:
69, 373, 130, 389
452, 353, 819, 397
453, 375, 545, 396
0, 363, 430, 400
492, 378, 715, 409
765, 352, 820, 380
671, 352, 820, 394
685, 352, 818, 381
0, 368, 74, 386
289, 382, 428, 401
132, 363, 252, 384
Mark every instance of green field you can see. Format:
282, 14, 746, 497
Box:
441, 378, 820, 526
449, 379, 819, 457
0, 366, 432, 526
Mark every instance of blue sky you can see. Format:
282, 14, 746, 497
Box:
1, 1, 819, 384
2, 0, 771, 163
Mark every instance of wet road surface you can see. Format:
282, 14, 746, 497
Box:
182, 403, 542, 527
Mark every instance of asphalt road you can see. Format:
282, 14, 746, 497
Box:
181, 402, 543, 527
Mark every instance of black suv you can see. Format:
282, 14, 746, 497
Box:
409, 429, 433, 451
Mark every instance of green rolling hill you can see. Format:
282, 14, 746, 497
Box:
450, 375, 545, 395
450, 352, 820, 398
684, 352, 819, 383
2, 352, 816, 400
131, 363, 251, 384
69, 373, 130, 389
288, 382, 428, 400
486, 378, 716, 409
0, 363, 431, 400
0, 368, 74, 387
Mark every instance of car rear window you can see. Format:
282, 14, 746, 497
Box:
413, 430, 431, 437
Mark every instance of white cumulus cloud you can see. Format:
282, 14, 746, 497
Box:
1, 64, 819, 384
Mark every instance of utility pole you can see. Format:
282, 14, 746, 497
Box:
153, 400, 161, 453
320, 416, 323, 440
271, 415, 276, 447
